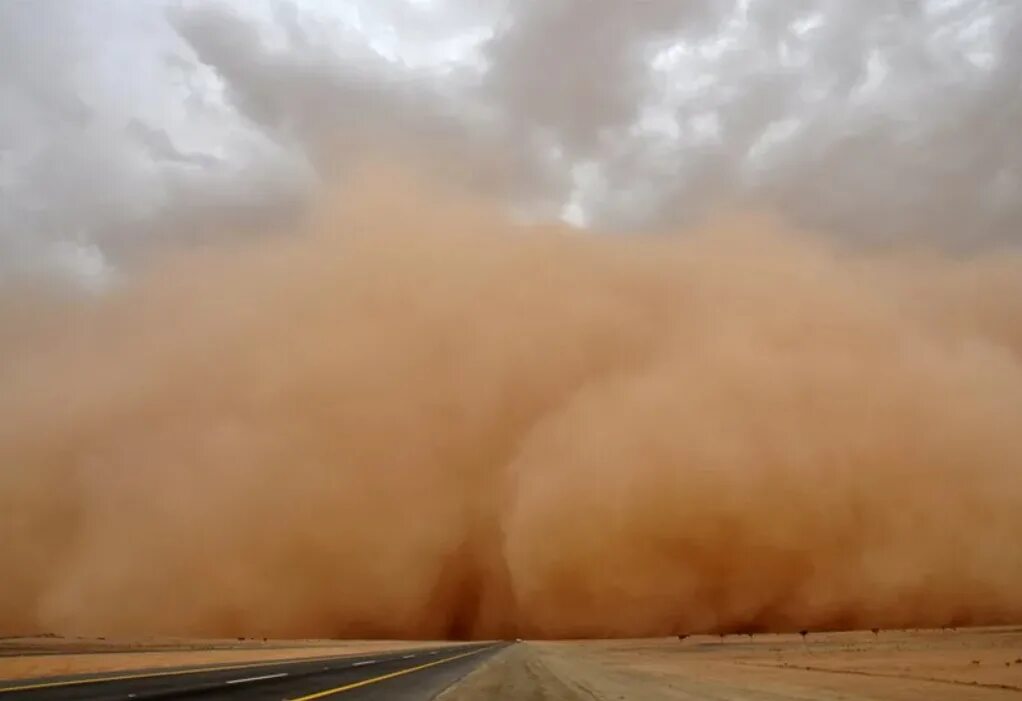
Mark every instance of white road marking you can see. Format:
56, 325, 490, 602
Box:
225, 672, 288, 685
401, 654, 414, 659
351, 659, 378, 667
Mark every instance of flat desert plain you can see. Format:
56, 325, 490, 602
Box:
443, 627, 1022, 700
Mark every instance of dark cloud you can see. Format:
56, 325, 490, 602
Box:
170, 2, 568, 208
480, 0, 722, 154
1, 0, 1021, 283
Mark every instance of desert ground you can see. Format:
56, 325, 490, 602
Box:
442, 627, 1022, 700
3, 627, 1021, 698
0, 635, 460, 681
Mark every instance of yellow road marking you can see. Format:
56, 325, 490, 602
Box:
287, 646, 493, 700
0, 649, 436, 694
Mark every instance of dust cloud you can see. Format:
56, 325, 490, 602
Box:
1, 172, 1021, 640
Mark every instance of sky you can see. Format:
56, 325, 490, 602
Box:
1, 0, 1021, 283
3, 1, 1022, 640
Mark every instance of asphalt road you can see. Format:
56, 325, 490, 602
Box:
0, 643, 506, 700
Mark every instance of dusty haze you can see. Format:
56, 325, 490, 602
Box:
2, 172, 1022, 640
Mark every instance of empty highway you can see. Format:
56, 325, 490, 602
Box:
0, 643, 505, 700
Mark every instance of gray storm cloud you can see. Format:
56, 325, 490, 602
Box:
2, 0, 1021, 279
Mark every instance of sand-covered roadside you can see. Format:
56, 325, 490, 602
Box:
442, 627, 1022, 700
0, 637, 460, 681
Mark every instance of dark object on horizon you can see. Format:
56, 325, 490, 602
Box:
677, 635, 688, 641
799, 630, 808, 641
871, 628, 880, 637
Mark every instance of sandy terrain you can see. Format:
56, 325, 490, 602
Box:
442, 627, 1022, 700
0, 637, 459, 681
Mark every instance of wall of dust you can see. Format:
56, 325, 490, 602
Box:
1, 174, 1021, 640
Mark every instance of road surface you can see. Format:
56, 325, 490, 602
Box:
0, 643, 505, 700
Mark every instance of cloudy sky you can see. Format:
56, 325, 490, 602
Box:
2, 0, 1020, 283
